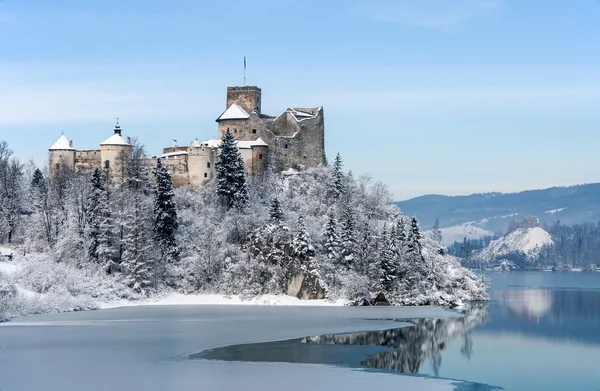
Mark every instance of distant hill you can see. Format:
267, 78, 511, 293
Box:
395, 183, 600, 236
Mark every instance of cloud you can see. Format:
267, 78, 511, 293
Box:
357, 0, 502, 32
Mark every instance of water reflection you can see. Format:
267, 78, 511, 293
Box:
301, 303, 488, 376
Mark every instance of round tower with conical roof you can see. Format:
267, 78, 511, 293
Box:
49, 133, 76, 179
100, 119, 133, 180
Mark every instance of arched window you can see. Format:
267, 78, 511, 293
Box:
104, 160, 110, 169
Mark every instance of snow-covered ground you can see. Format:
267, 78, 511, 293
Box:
0, 305, 470, 391
478, 227, 553, 261
145, 293, 348, 307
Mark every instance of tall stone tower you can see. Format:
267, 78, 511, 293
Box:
226, 86, 261, 114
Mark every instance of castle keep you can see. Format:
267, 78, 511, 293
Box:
49, 86, 326, 186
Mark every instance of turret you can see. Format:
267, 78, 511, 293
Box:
49, 133, 76, 179
100, 119, 132, 180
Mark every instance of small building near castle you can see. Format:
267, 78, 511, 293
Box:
49, 86, 326, 186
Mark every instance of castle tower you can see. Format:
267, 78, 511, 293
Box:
49, 133, 76, 179
226, 86, 261, 114
100, 119, 132, 180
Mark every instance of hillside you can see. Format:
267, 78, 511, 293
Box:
396, 183, 600, 234
477, 227, 554, 262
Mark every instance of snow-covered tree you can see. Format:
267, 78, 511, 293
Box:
328, 153, 345, 200
340, 203, 356, 269
323, 213, 340, 262
216, 130, 249, 209
121, 150, 155, 293
86, 168, 113, 270
432, 218, 443, 244
153, 159, 179, 283
0, 142, 24, 244
378, 228, 397, 293
269, 197, 283, 222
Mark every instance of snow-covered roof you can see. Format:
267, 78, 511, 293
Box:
200, 138, 268, 149
49, 134, 74, 150
216, 103, 250, 121
161, 151, 188, 158
100, 134, 130, 146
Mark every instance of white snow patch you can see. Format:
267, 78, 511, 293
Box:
545, 207, 566, 215
100, 134, 130, 146
146, 293, 348, 307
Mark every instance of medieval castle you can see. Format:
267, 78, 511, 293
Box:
49, 86, 326, 186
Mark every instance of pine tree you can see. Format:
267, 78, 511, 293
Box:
328, 153, 345, 200
153, 159, 179, 283
86, 168, 113, 270
292, 216, 315, 261
216, 130, 249, 209
121, 153, 154, 293
269, 197, 283, 223
406, 216, 426, 287
323, 213, 340, 262
378, 228, 397, 293
432, 218, 443, 244
340, 203, 356, 268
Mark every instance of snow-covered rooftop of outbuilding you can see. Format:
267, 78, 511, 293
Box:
200, 138, 268, 149
217, 103, 250, 121
49, 134, 75, 150
100, 134, 130, 146
161, 151, 188, 158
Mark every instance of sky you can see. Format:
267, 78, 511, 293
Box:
1, 0, 599, 200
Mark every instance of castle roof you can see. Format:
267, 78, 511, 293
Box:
100, 134, 130, 146
49, 134, 75, 150
216, 103, 250, 121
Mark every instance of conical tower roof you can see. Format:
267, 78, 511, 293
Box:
49, 134, 74, 150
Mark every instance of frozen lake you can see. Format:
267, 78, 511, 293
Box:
2, 272, 599, 391
196, 272, 600, 391
0, 304, 473, 391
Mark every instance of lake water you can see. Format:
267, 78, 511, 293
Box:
197, 272, 600, 391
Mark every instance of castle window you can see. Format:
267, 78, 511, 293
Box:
104, 160, 110, 169
259, 154, 263, 160
252, 129, 257, 134
284, 144, 288, 149
207, 162, 211, 168
204, 173, 208, 178
55, 163, 59, 170
234, 129, 238, 134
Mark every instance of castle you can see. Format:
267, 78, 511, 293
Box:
49, 86, 326, 186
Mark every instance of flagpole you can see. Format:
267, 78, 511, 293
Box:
244, 56, 246, 86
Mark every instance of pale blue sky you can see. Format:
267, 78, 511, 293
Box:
1, 0, 599, 200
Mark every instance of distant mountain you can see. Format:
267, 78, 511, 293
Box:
395, 183, 600, 235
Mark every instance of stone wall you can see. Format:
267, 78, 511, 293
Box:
226, 86, 261, 114
49, 150, 75, 179
74, 150, 101, 173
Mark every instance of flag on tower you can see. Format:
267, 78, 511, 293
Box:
244, 56, 246, 70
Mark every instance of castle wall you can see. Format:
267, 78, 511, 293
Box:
49, 150, 75, 179
251, 146, 268, 175
160, 155, 190, 187
263, 108, 326, 171
188, 146, 217, 186
74, 150, 101, 173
